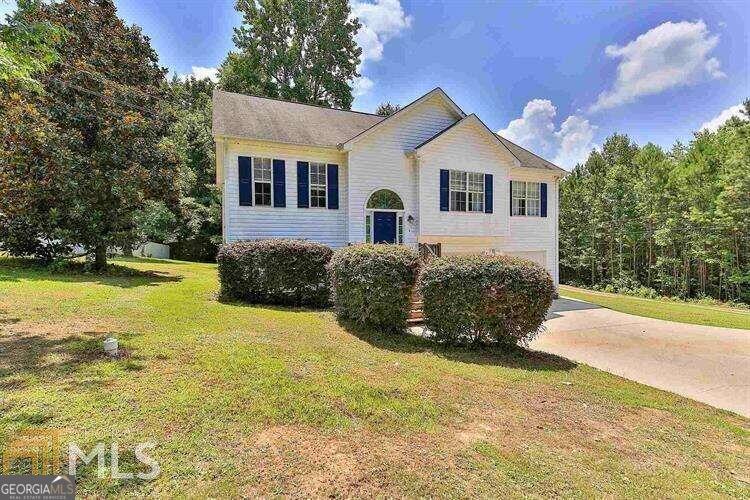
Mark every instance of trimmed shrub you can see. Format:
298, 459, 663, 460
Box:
329, 244, 420, 332
420, 254, 555, 346
217, 239, 333, 307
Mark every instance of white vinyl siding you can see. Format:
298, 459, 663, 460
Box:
346, 93, 460, 245
223, 139, 348, 248
418, 119, 513, 238
416, 118, 560, 286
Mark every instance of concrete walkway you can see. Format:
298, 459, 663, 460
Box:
531, 298, 750, 417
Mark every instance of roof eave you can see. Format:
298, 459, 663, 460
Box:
212, 133, 342, 151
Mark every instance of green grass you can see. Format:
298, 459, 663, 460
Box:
559, 285, 750, 330
1, 257, 748, 497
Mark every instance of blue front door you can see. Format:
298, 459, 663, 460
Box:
373, 211, 397, 243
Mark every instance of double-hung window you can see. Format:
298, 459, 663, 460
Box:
512, 181, 540, 216
253, 157, 272, 206
309, 162, 327, 208
450, 170, 484, 212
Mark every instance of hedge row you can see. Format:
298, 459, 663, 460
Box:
217, 240, 554, 345
420, 254, 555, 346
217, 239, 332, 307
328, 244, 420, 332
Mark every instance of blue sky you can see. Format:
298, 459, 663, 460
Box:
2, 0, 748, 168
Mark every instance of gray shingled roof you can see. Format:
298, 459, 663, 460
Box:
212, 88, 565, 173
212, 89, 384, 147
495, 134, 565, 172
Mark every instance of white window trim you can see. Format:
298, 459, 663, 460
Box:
308, 162, 327, 209
512, 180, 541, 217
449, 169, 486, 213
252, 156, 273, 207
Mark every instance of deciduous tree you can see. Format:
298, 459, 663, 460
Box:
0, 0, 178, 269
219, 0, 362, 109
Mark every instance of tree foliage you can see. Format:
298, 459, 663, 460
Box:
158, 76, 222, 261
219, 0, 362, 109
375, 101, 401, 116
559, 102, 750, 303
0, 0, 179, 268
0, 0, 66, 90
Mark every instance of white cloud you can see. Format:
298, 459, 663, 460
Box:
351, 75, 374, 97
498, 99, 597, 170
554, 115, 597, 168
590, 20, 725, 112
348, 0, 411, 98
699, 103, 745, 132
351, 0, 412, 63
179, 66, 218, 82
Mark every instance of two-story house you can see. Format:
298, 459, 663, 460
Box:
212, 87, 566, 285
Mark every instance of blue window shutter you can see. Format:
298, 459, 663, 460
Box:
238, 156, 252, 206
297, 161, 309, 208
327, 164, 339, 209
439, 169, 449, 211
509, 180, 513, 216
273, 159, 286, 207
540, 182, 548, 217
484, 174, 493, 213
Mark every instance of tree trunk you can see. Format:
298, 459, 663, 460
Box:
122, 240, 134, 257
94, 245, 107, 270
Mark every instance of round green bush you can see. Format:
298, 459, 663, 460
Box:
328, 244, 420, 332
217, 239, 333, 307
420, 254, 555, 346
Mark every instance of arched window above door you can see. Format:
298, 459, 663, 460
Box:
366, 189, 404, 210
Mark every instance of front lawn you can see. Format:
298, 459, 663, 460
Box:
1, 257, 748, 496
559, 285, 750, 330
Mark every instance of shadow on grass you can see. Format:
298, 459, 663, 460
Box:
0, 330, 145, 393
113, 256, 194, 266
340, 319, 576, 372
0, 258, 182, 288
0, 309, 20, 326
216, 294, 331, 313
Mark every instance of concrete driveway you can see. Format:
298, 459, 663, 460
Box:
531, 298, 750, 417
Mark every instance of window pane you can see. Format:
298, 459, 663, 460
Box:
254, 181, 271, 206
469, 191, 484, 212
397, 216, 403, 244
527, 182, 540, 200
450, 191, 466, 211
527, 198, 540, 216
512, 196, 526, 216
253, 157, 272, 182
365, 215, 372, 243
468, 172, 484, 193
450, 170, 466, 190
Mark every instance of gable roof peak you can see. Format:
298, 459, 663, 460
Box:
339, 87, 465, 149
